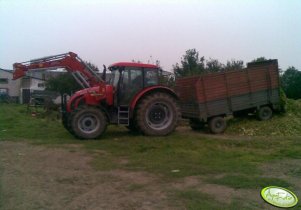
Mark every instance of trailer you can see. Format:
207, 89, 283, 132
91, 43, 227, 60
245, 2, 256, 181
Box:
175, 60, 281, 134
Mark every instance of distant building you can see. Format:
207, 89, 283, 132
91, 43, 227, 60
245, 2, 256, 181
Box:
0, 68, 105, 104
0, 68, 20, 102
19, 70, 65, 104
19, 74, 46, 104
0, 68, 64, 104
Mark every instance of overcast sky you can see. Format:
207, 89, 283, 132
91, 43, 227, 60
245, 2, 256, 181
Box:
0, 0, 300, 72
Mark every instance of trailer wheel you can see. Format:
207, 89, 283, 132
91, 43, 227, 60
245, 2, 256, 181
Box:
209, 116, 226, 134
70, 106, 107, 139
136, 93, 180, 136
189, 119, 205, 130
257, 106, 273, 121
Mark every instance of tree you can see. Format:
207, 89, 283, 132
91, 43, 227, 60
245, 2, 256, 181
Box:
205, 58, 224, 72
155, 60, 161, 67
252, 57, 267, 62
173, 49, 244, 77
85, 61, 99, 72
45, 73, 82, 96
131, 59, 141, 63
224, 60, 244, 71
45, 60, 100, 95
173, 49, 206, 77
281, 66, 301, 99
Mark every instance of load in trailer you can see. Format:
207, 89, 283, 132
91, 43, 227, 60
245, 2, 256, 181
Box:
13, 52, 180, 139
175, 60, 281, 134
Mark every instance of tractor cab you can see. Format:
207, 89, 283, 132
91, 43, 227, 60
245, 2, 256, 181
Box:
108, 62, 160, 105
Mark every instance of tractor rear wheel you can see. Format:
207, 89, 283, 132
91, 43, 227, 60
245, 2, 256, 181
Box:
209, 116, 226, 134
69, 106, 107, 139
136, 93, 180, 136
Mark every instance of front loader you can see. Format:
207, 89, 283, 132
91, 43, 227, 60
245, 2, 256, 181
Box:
13, 52, 180, 139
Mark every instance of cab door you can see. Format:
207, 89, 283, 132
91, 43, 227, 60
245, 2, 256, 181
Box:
118, 67, 143, 105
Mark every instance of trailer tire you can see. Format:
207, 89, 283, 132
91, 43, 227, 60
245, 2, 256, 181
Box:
257, 106, 273, 121
136, 93, 180, 136
189, 119, 205, 130
209, 116, 226, 134
70, 106, 107, 139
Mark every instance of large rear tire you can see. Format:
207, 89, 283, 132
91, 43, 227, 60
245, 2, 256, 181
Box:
136, 93, 180, 136
69, 106, 107, 139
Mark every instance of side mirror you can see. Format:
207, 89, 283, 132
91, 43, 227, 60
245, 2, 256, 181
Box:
102, 65, 106, 81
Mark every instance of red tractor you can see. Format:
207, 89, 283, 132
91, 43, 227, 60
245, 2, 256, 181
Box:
13, 52, 180, 139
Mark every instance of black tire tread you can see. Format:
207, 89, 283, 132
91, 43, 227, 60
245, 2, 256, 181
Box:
68, 106, 107, 139
136, 93, 180, 136
257, 106, 273, 121
209, 116, 226, 134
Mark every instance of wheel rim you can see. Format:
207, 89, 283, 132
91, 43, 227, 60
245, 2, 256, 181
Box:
260, 107, 271, 119
262, 110, 270, 118
215, 120, 223, 129
210, 117, 225, 133
78, 113, 100, 134
146, 102, 173, 130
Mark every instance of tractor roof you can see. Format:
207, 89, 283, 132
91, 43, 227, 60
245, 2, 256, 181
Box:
109, 62, 158, 69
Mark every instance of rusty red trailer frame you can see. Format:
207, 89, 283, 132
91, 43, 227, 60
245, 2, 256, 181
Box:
175, 60, 280, 122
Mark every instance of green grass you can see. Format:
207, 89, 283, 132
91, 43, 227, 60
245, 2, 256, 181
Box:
1, 102, 301, 209
0, 104, 70, 143
176, 190, 253, 210
0, 165, 3, 209
126, 184, 145, 191
288, 168, 301, 177
207, 175, 291, 189
176, 190, 225, 210
1, 103, 301, 178
226, 99, 301, 136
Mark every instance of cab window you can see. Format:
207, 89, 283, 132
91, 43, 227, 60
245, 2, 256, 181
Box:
119, 67, 143, 105
144, 68, 158, 87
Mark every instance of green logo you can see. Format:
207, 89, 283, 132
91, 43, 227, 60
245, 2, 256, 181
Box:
261, 186, 298, 208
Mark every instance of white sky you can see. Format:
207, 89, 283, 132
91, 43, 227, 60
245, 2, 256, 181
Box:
0, 0, 300, 71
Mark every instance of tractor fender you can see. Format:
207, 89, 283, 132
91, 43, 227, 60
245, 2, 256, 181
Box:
66, 86, 107, 112
130, 85, 178, 116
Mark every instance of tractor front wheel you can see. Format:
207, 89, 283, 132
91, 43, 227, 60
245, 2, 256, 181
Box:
136, 93, 180, 136
69, 106, 107, 139
62, 114, 74, 135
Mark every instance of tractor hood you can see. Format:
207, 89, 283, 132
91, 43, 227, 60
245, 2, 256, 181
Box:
66, 85, 113, 112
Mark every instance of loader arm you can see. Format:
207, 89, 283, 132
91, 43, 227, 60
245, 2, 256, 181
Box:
13, 52, 103, 88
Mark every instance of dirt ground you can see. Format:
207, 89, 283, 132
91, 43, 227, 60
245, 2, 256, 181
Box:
0, 141, 298, 210
0, 141, 178, 210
